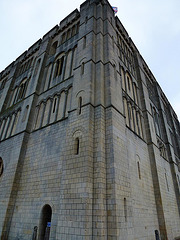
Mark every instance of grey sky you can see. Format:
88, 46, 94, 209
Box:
0, 0, 179, 119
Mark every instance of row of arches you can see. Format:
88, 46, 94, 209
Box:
17, 57, 33, 77
0, 108, 21, 141
117, 32, 136, 76
121, 67, 143, 138
34, 87, 72, 130
121, 68, 139, 105
123, 95, 143, 138
43, 47, 77, 92
61, 22, 79, 44
8, 78, 29, 107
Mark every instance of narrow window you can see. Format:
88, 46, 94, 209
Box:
0, 158, 4, 177
124, 198, 127, 222
50, 41, 58, 56
85, 16, 88, 24
59, 56, 64, 76
137, 161, 141, 179
22, 105, 29, 122
165, 172, 169, 191
78, 97, 82, 115
83, 36, 86, 49
81, 62, 85, 75
67, 29, 71, 40
55, 57, 64, 78
75, 138, 80, 155
127, 76, 130, 91
71, 25, 76, 36
53, 98, 57, 113
61, 33, 66, 44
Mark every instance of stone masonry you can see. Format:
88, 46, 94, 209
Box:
0, 0, 180, 239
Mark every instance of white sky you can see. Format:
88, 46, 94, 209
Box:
0, 0, 180, 120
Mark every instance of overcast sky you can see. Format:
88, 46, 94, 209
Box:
0, 0, 180, 120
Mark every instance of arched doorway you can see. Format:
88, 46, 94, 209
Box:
39, 204, 52, 240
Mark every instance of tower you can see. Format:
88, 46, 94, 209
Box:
0, 0, 180, 239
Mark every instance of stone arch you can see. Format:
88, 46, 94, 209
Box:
39, 204, 52, 240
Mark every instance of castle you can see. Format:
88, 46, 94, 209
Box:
0, 0, 180, 239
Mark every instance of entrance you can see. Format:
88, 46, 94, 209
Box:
39, 204, 52, 240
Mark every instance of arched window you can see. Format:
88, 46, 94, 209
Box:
34, 59, 41, 77
137, 161, 141, 180
78, 97, 82, 115
13, 78, 28, 104
61, 33, 66, 44
74, 138, 80, 155
0, 158, 4, 177
81, 62, 85, 75
54, 56, 64, 78
49, 41, 58, 56
71, 25, 76, 37
67, 29, 71, 40
124, 198, 127, 222
39, 204, 52, 240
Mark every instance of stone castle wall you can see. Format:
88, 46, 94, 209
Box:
0, 0, 180, 239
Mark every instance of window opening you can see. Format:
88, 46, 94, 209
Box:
0, 158, 4, 177
137, 161, 141, 179
75, 138, 80, 155
53, 98, 57, 113
78, 97, 82, 115
81, 62, 85, 75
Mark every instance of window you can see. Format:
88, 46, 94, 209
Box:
127, 76, 130, 91
54, 56, 64, 78
78, 97, 82, 115
49, 41, 58, 56
124, 198, 127, 222
53, 98, 57, 113
61, 33, 66, 44
67, 29, 71, 39
75, 138, 80, 155
137, 161, 141, 179
0, 158, 3, 177
81, 62, 85, 75
13, 78, 28, 104
83, 36, 86, 49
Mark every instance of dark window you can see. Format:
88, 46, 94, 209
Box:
0, 158, 4, 177
75, 138, 80, 155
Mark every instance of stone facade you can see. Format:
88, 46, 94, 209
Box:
0, 0, 180, 239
